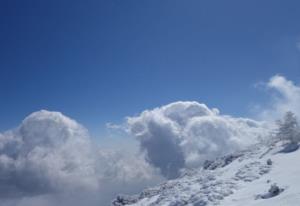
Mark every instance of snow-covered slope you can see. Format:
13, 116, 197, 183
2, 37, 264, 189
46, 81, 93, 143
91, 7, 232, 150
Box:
222, 143, 300, 206
112, 142, 300, 206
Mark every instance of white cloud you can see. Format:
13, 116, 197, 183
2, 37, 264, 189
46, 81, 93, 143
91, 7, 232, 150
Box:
0, 110, 162, 206
259, 75, 300, 120
126, 101, 269, 179
3, 78, 294, 205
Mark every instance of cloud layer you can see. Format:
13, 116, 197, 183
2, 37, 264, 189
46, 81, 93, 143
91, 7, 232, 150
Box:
126, 101, 269, 179
3, 75, 297, 205
0, 110, 162, 206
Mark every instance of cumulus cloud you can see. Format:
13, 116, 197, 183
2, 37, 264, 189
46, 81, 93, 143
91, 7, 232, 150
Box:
126, 101, 269, 179
0, 110, 162, 206
0, 97, 282, 204
258, 75, 300, 120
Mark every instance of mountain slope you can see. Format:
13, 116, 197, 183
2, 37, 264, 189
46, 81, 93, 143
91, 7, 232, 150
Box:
222, 143, 300, 206
112, 142, 300, 206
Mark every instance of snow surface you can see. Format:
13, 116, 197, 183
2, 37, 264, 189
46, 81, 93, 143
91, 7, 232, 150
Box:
112, 141, 300, 206
222, 143, 300, 206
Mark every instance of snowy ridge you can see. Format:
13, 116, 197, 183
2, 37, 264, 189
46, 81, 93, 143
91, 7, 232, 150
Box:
112, 142, 300, 206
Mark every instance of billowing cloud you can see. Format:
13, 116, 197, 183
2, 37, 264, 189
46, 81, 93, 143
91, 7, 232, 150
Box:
0, 110, 162, 206
126, 101, 269, 179
259, 75, 300, 120
0, 94, 284, 204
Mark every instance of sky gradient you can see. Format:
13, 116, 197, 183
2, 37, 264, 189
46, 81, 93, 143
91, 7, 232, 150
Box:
0, 0, 300, 136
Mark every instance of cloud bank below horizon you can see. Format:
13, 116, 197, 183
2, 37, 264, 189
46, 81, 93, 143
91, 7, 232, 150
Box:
126, 101, 269, 178
0, 110, 162, 206
0, 74, 298, 206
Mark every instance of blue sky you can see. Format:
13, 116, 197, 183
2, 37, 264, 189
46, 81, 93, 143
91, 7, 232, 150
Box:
0, 0, 300, 136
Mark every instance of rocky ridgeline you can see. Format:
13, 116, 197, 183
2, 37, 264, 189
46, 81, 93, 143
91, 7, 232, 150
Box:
112, 144, 273, 206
